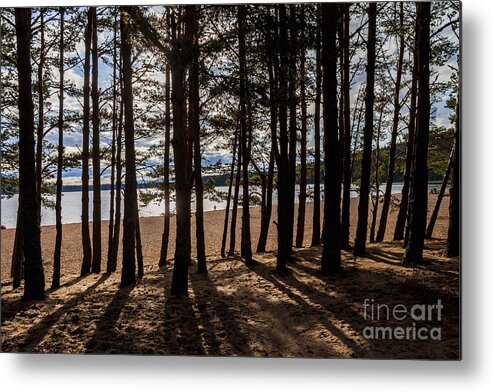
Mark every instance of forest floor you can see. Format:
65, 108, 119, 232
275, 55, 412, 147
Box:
0, 196, 460, 358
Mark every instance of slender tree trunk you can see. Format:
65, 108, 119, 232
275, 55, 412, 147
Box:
394, 37, 418, 241
340, 4, 352, 249
311, 4, 322, 247
170, 10, 191, 296
276, 4, 291, 273
80, 8, 93, 276
403, 2, 431, 265
120, 8, 137, 286
257, 151, 274, 253
238, 5, 253, 266
15, 8, 46, 301
295, 7, 307, 249
228, 136, 242, 256
353, 3, 376, 256
91, 7, 102, 273
35, 8, 45, 217
376, 2, 405, 242
221, 124, 238, 258
426, 147, 454, 238
159, 55, 171, 267
136, 207, 144, 277
188, 5, 207, 273
320, 3, 342, 275
370, 110, 384, 243
107, 12, 118, 274
52, 8, 65, 289
447, 97, 460, 257
110, 85, 124, 273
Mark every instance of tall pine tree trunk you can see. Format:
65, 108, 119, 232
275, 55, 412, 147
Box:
35, 8, 45, 218
353, 3, 376, 256
189, 5, 207, 273
295, 7, 307, 249
159, 56, 171, 267
311, 4, 322, 247
120, 8, 137, 286
15, 7, 45, 301
170, 9, 191, 296
12, 197, 24, 289
340, 4, 352, 249
228, 137, 241, 256
370, 110, 384, 243
403, 2, 431, 265
80, 8, 93, 276
52, 7, 65, 289
107, 12, 118, 274
376, 2, 405, 242
320, 3, 341, 275
91, 7, 102, 273
238, 5, 253, 266
257, 151, 274, 253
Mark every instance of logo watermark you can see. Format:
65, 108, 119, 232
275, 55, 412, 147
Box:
362, 298, 443, 341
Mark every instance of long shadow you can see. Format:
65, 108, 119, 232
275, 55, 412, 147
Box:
162, 288, 204, 356
47, 274, 90, 293
3, 274, 110, 353
248, 265, 366, 356
189, 269, 253, 356
85, 284, 135, 354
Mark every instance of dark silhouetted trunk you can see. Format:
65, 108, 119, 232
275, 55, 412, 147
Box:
353, 3, 376, 256
228, 136, 242, 256
189, 5, 207, 273
376, 2, 405, 242
170, 9, 191, 296
295, 7, 307, 249
403, 2, 431, 265
394, 36, 418, 241
221, 124, 239, 258
320, 3, 341, 275
238, 5, 253, 266
120, 8, 137, 286
275, 4, 291, 273
159, 56, 171, 267
80, 8, 93, 276
107, 12, 118, 274
52, 8, 65, 289
370, 109, 384, 243
426, 147, 454, 238
257, 151, 274, 253
36, 8, 45, 217
15, 7, 46, 301
340, 4, 352, 249
91, 6, 102, 273
136, 208, 144, 277
447, 98, 460, 257
311, 4, 322, 247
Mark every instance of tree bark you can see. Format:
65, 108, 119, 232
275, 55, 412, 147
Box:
320, 3, 342, 275
12, 197, 24, 289
52, 7, 65, 289
311, 4, 322, 247
447, 97, 460, 257
376, 2, 405, 242
340, 4, 352, 249
370, 110, 384, 243
35, 8, 45, 218
238, 5, 253, 266
403, 2, 431, 265
257, 151, 274, 253
15, 7, 46, 301
353, 3, 376, 256
228, 135, 242, 256
295, 7, 307, 249
120, 8, 137, 286
80, 8, 93, 276
170, 9, 191, 296
107, 11, 118, 274
91, 6, 102, 273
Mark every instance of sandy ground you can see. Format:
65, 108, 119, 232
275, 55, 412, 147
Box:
0, 195, 459, 358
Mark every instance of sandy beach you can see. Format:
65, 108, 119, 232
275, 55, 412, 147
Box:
0, 195, 458, 358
